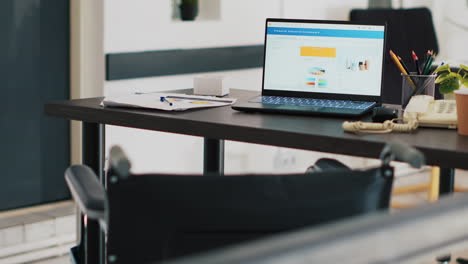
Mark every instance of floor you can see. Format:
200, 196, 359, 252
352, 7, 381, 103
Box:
0, 201, 75, 264
27, 256, 69, 264
5, 167, 468, 264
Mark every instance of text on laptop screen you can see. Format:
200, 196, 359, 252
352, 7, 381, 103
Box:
263, 21, 385, 96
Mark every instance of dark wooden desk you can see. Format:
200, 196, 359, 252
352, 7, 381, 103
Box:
45, 89, 468, 263
46, 89, 468, 169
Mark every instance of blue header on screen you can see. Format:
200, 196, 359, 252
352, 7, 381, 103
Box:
267, 27, 384, 39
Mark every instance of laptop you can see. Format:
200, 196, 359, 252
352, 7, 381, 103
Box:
232, 18, 386, 117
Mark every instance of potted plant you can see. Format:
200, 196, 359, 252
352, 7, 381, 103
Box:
434, 64, 468, 135
434, 64, 468, 95
179, 0, 199, 21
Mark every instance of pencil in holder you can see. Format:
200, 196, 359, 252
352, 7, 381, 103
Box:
401, 73, 436, 109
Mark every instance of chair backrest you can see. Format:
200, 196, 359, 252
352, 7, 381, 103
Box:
105, 168, 393, 264
350, 8, 439, 104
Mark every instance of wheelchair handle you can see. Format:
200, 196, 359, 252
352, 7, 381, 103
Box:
109, 145, 131, 178
380, 142, 425, 168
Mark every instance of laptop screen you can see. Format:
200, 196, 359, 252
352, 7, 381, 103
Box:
263, 20, 385, 98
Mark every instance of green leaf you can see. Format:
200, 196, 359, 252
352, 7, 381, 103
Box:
434, 64, 451, 73
460, 72, 468, 87
439, 77, 460, 94
447, 72, 461, 82
463, 75, 468, 87
435, 72, 450, 84
460, 65, 468, 77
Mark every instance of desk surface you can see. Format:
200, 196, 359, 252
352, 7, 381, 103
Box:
45, 89, 468, 169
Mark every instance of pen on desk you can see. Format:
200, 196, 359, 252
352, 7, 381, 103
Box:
165, 95, 232, 103
389, 50, 416, 89
411, 50, 421, 75
160, 96, 173, 106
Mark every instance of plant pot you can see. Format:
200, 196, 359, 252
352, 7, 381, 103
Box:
179, 3, 198, 21
455, 88, 468, 135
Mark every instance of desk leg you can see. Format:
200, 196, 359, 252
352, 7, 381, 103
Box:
204, 138, 224, 175
439, 168, 455, 195
81, 122, 105, 264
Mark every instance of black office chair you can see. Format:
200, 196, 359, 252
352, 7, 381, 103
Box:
350, 8, 439, 104
65, 143, 423, 264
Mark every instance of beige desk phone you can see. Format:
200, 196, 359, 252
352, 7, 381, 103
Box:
403, 95, 457, 129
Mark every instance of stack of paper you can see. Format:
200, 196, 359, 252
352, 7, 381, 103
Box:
101, 93, 236, 111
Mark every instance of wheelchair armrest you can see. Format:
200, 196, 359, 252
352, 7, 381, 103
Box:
65, 165, 107, 222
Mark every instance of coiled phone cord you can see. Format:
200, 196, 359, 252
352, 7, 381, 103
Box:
343, 119, 418, 134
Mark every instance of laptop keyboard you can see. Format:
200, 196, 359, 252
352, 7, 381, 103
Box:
250, 96, 375, 110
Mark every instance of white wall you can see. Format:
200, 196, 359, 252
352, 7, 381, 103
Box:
105, 0, 281, 53
431, 0, 468, 61
283, 0, 367, 19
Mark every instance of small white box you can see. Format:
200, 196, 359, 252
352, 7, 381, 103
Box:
194, 75, 230, 96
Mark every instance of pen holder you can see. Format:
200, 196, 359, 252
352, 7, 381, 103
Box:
401, 73, 436, 109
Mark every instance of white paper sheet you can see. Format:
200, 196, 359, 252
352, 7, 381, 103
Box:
101, 93, 236, 111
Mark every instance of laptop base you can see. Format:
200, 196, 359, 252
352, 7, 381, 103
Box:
232, 101, 375, 117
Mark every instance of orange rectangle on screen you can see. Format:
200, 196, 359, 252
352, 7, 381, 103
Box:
300, 47, 336, 57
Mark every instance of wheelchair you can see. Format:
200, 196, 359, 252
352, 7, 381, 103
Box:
65, 142, 423, 264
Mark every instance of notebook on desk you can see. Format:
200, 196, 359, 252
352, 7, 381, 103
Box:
232, 18, 387, 117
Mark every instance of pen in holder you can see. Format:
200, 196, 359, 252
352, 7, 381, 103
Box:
401, 73, 436, 109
